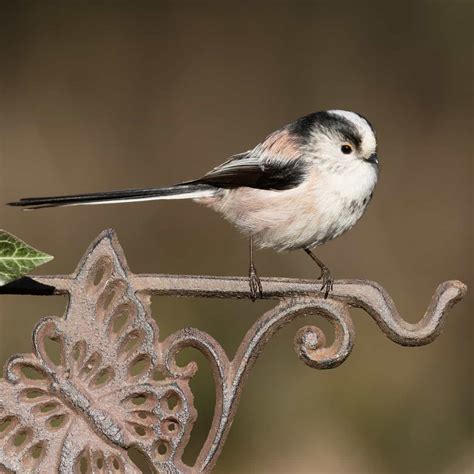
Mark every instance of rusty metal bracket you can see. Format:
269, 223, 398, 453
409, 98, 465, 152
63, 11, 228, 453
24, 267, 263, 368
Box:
0, 229, 467, 473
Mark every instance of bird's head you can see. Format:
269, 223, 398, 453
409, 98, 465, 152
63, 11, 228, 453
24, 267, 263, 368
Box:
290, 110, 378, 169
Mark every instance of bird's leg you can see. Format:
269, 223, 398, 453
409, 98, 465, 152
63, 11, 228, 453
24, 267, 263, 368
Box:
304, 248, 334, 299
248, 236, 263, 301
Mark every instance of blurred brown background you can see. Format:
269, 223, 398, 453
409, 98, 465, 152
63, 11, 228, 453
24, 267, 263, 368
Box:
0, 1, 472, 473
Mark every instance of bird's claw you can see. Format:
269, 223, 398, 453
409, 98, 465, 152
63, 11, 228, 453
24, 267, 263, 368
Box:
248, 266, 263, 302
319, 267, 334, 299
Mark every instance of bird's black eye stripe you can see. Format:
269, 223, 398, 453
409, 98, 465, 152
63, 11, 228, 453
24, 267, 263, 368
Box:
341, 144, 353, 154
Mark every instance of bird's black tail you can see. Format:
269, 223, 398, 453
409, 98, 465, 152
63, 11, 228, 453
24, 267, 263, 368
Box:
7, 183, 217, 209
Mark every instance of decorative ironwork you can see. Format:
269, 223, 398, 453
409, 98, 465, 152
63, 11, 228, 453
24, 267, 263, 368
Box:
0, 230, 467, 473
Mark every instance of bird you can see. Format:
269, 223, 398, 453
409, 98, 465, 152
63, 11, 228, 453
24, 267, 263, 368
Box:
8, 110, 379, 300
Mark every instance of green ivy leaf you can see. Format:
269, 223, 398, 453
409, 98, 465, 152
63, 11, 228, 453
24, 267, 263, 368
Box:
0, 230, 54, 286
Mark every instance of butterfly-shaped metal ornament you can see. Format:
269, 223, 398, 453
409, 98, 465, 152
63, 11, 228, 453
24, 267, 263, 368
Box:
0, 233, 196, 473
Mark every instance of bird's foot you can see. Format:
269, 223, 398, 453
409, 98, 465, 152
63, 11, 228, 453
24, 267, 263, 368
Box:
319, 266, 334, 299
248, 265, 263, 302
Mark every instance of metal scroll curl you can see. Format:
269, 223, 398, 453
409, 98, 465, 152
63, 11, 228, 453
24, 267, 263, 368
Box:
0, 229, 467, 473
162, 297, 355, 471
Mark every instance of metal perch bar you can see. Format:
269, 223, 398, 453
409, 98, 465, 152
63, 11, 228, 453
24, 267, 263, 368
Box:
1, 273, 467, 347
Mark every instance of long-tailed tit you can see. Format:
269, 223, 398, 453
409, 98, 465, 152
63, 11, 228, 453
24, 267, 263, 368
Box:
9, 110, 379, 299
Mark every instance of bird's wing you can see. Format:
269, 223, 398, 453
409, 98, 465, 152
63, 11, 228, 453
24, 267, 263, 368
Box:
185, 129, 309, 191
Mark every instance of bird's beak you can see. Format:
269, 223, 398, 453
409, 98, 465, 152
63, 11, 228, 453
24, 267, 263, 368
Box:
367, 153, 378, 165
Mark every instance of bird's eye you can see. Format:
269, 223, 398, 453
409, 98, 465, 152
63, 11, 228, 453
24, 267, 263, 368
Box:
341, 144, 353, 154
